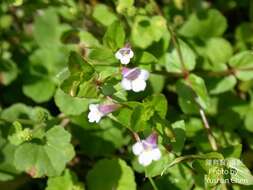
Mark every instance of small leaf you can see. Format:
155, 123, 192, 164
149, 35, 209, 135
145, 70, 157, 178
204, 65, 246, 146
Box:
228, 51, 253, 81
226, 158, 253, 185
171, 120, 186, 155
8, 121, 33, 146
165, 40, 196, 73
131, 15, 167, 48
46, 169, 84, 190
0, 59, 18, 85
68, 51, 95, 78
92, 4, 118, 26
208, 75, 237, 94
87, 158, 136, 190
103, 21, 125, 50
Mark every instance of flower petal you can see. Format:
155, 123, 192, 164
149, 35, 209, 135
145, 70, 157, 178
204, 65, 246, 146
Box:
121, 78, 132, 90
89, 104, 99, 111
138, 151, 153, 166
115, 51, 123, 60
88, 104, 103, 123
151, 148, 161, 161
128, 49, 134, 58
132, 142, 144, 156
139, 69, 149, 80
131, 79, 146, 92
88, 110, 102, 123
120, 56, 131, 65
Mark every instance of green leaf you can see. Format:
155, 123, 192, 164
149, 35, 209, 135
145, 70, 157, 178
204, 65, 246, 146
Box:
68, 51, 95, 78
130, 105, 151, 131
165, 40, 196, 73
176, 74, 210, 113
179, 9, 227, 39
92, 4, 118, 26
135, 51, 158, 65
228, 51, 253, 81
131, 15, 167, 48
208, 75, 237, 94
143, 148, 174, 177
0, 125, 21, 181
116, 0, 134, 14
77, 80, 99, 98
87, 158, 136, 190
55, 88, 95, 116
46, 169, 84, 190
8, 121, 33, 146
221, 144, 242, 158
226, 158, 253, 185
235, 22, 253, 50
171, 120, 186, 155
0, 59, 18, 85
88, 48, 117, 65
204, 38, 233, 66
79, 31, 101, 47
0, 104, 50, 126
22, 77, 56, 103
103, 21, 125, 50
176, 80, 199, 114
244, 106, 253, 132
144, 94, 168, 118
130, 94, 167, 131
14, 125, 75, 178
34, 8, 61, 48
187, 74, 210, 110
71, 117, 129, 157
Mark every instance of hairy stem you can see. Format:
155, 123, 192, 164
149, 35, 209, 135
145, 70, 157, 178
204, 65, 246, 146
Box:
199, 109, 218, 151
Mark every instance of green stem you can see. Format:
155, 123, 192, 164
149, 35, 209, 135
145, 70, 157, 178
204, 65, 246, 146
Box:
148, 176, 159, 190
145, 168, 158, 190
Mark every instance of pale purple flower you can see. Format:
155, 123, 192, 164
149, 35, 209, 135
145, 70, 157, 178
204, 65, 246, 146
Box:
132, 133, 161, 166
121, 67, 149, 92
115, 44, 134, 65
88, 103, 119, 123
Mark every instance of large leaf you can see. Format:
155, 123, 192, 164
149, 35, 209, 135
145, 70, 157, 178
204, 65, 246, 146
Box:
14, 125, 75, 178
87, 159, 136, 190
179, 9, 227, 39
55, 88, 95, 116
22, 77, 56, 103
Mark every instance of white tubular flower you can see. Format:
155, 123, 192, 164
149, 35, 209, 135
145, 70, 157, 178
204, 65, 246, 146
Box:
88, 103, 119, 123
132, 133, 161, 167
121, 67, 149, 92
115, 44, 134, 65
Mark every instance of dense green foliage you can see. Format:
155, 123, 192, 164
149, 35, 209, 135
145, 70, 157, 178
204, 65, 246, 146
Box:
1, 0, 253, 189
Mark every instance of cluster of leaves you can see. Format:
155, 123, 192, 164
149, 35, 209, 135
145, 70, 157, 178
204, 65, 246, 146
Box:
1, 0, 253, 189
